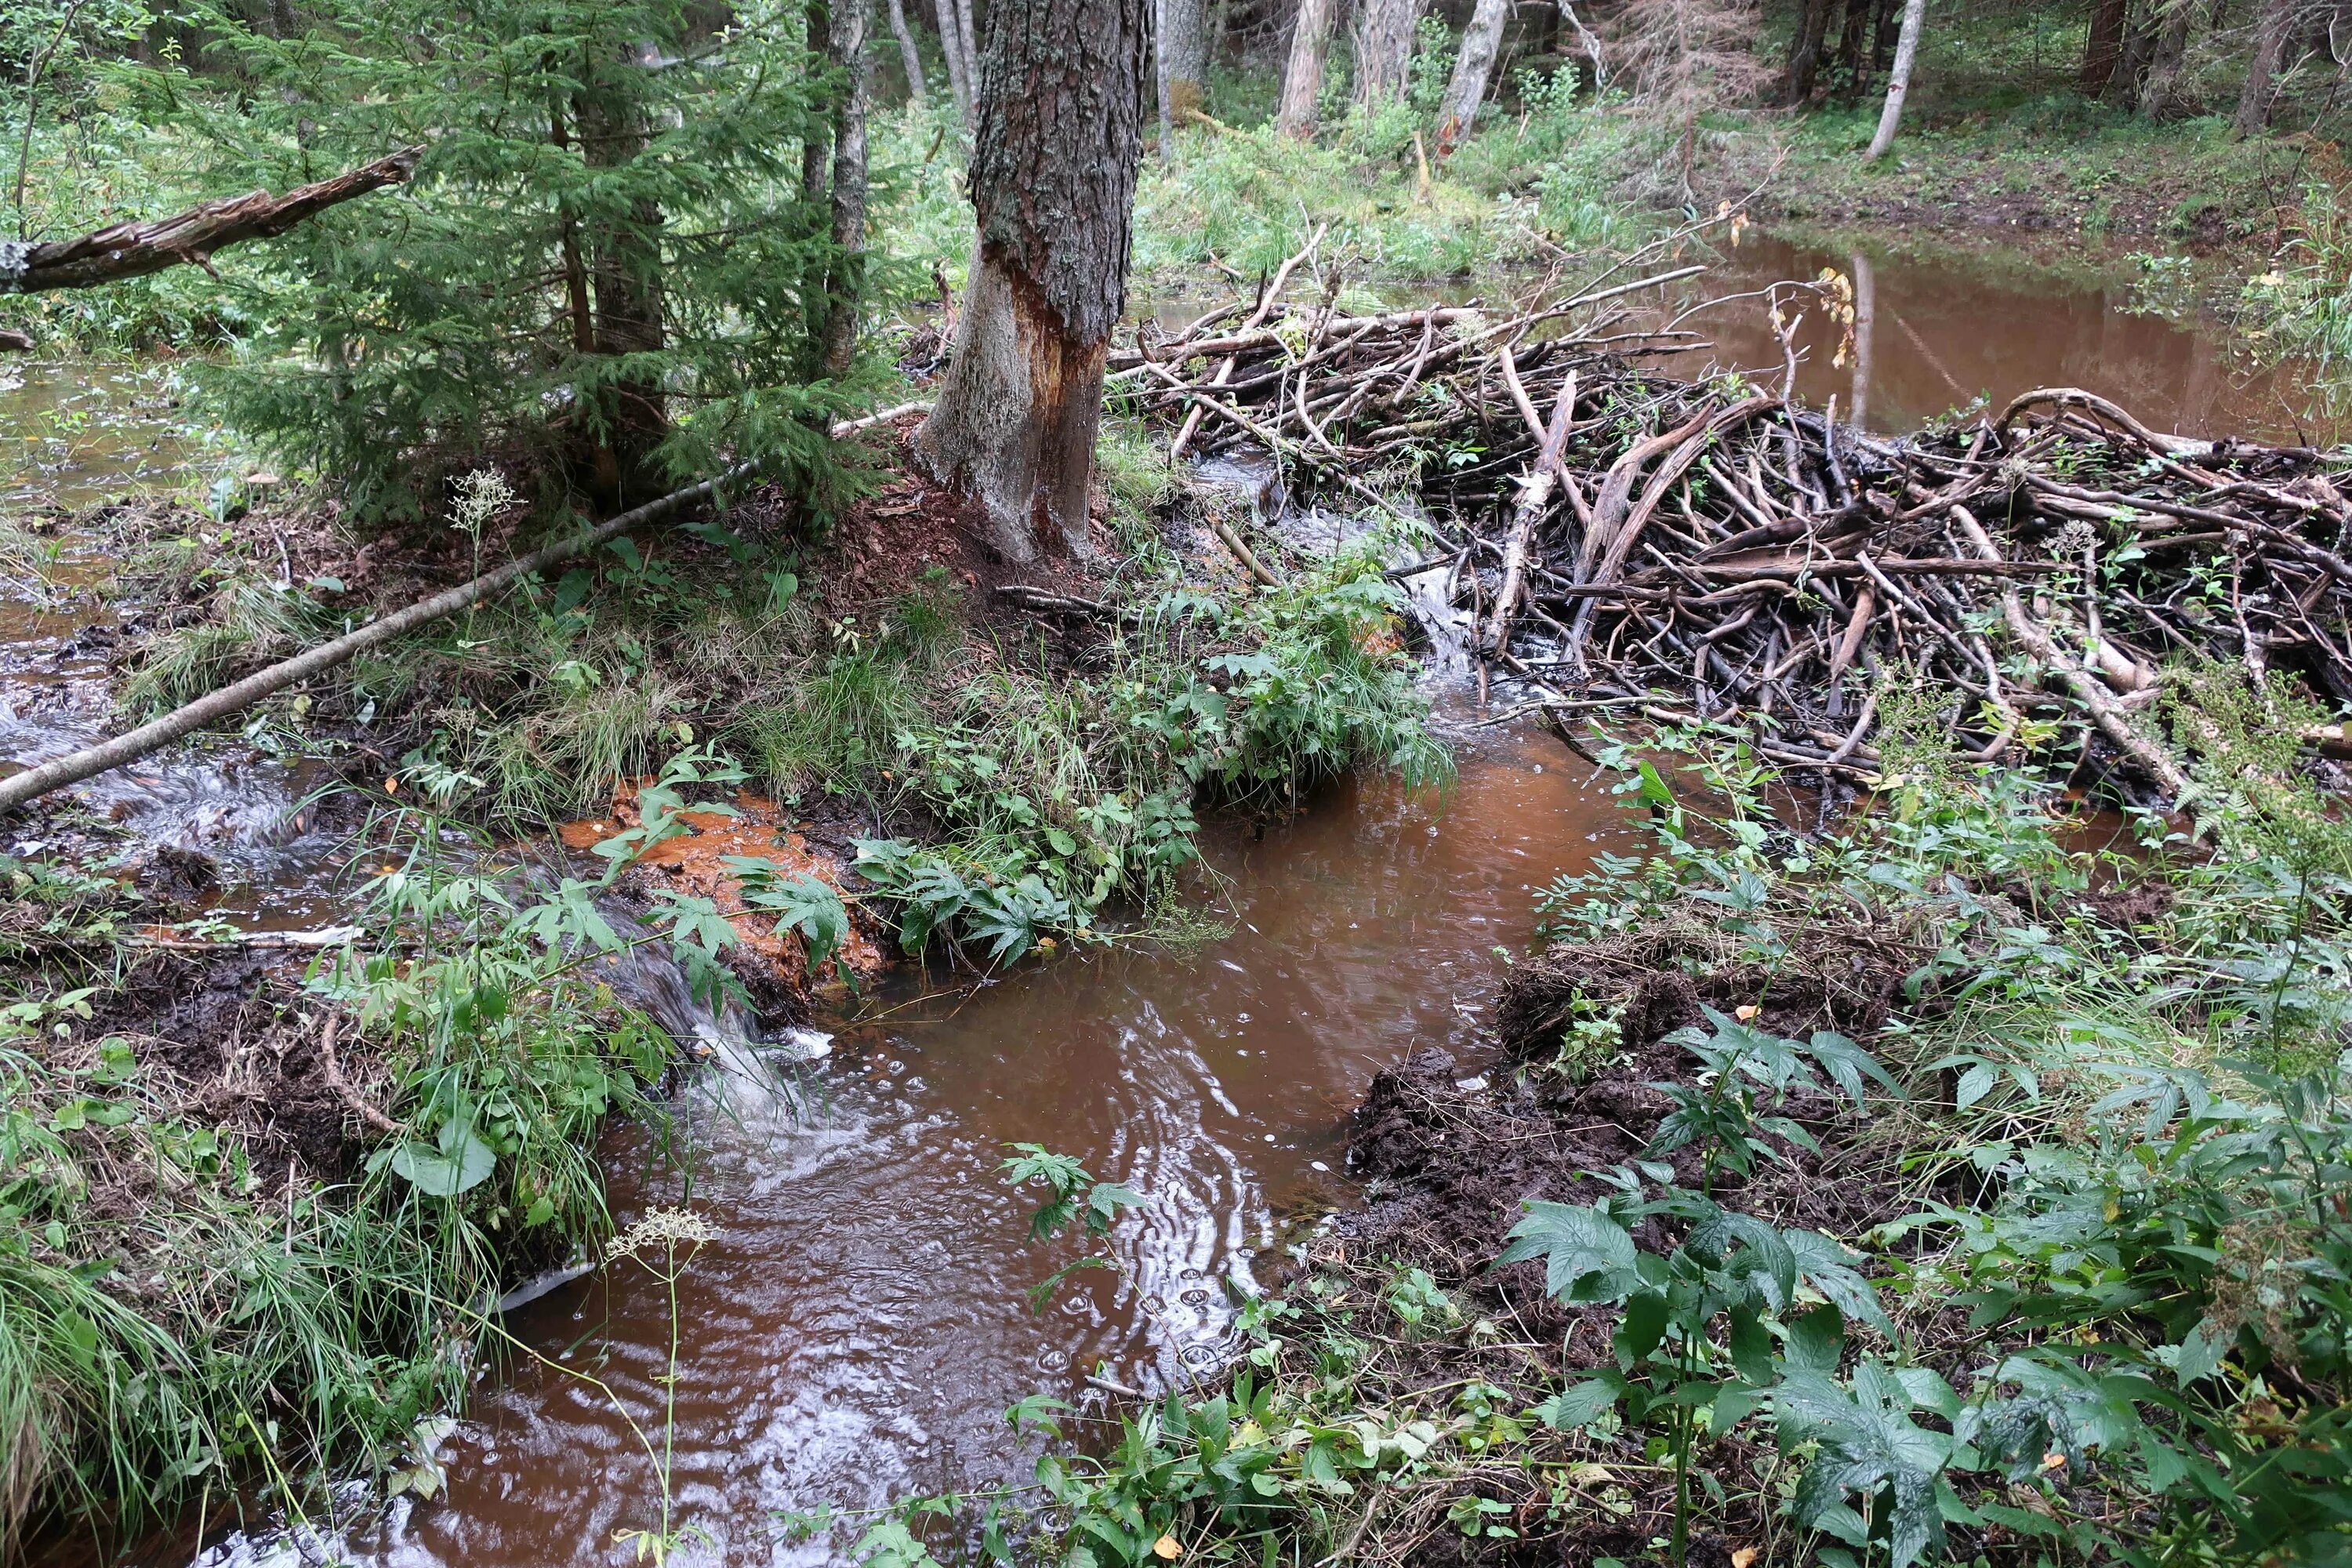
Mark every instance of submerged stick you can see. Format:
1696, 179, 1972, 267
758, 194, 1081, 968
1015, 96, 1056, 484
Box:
0, 403, 927, 816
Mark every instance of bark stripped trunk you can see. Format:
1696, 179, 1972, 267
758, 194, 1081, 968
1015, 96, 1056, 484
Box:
2235, 0, 2293, 129
1864, 0, 1925, 159
1276, 0, 1338, 135
886, 0, 929, 103
822, 0, 874, 375
1354, 0, 1420, 107
916, 0, 1149, 562
0, 146, 416, 295
2082, 0, 2130, 91
1437, 0, 1510, 149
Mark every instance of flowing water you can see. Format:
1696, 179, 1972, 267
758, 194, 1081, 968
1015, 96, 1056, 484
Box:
0, 229, 2334, 1565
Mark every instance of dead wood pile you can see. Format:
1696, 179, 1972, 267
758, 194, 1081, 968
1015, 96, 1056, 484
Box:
1115, 267, 2352, 799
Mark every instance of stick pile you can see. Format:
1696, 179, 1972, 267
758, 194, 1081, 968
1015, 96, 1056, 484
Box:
1117, 263, 2352, 797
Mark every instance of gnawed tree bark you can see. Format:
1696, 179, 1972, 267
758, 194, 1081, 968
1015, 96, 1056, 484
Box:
0, 146, 417, 297
885, 0, 929, 103
1354, 0, 1421, 107
1436, 0, 1510, 149
1863, 0, 1925, 158
1276, 0, 1338, 135
916, 0, 1149, 562
2235, 0, 2294, 129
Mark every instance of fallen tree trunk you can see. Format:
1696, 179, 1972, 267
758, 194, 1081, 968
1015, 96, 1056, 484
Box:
0, 402, 927, 816
0, 146, 420, 298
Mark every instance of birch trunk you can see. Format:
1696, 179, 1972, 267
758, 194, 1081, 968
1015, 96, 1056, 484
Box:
1354, 0, 1420, 107
1436, 0, 1509, 149
1862, 0, 1925, 158
886, 0, 927, 103
931, 0, 975, 127
916, 0, 1149, 561
822, 0, 874, 375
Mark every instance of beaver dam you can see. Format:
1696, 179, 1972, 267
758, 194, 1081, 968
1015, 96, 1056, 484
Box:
1111, 265, 2352, 803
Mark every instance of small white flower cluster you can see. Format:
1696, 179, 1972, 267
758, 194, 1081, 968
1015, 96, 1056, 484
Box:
606, 1205, 718, 1265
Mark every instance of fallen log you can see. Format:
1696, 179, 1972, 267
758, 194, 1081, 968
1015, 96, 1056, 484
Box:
0, 402, 927, 815
0, 146, 420, 298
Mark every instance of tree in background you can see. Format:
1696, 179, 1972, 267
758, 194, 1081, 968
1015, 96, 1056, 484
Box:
1436, 0, 1511, 148
1863, 0, 1926, 156
884, 0, 928, 104
1161, 0, 1210, 120
140, 0, 858, 517
916, 0, 1150, 561
1276, 0, 1338, 134
1354, 0, 1421, 107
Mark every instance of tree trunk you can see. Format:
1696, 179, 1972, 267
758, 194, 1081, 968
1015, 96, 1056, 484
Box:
578, 53, 668, 499
1831, 0, 1871, 100
956, 0, 983, 121
2137, 0, 2194, 115
0, 146, 416, 294
1437, 0, 1510, 149
1354, 0, 1420, 107
1864, 0, 1926, 158
886, 0, 928, 103
1872, 0, 1904, 73
1847, 250, 1875, 427
932, 0, 975, 128
1277, 0, 1337, 135
1785, 0, 1838, 102
822, 0, 874, 375
802, 0, 834, 201
2235, 0, 2292, 129
2082, 0, 2129, 91
916, 0, 1149, 562
1161, 0, 1209, 118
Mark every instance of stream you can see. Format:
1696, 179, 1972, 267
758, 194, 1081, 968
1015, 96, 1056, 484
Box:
1, 230, 2335, 1566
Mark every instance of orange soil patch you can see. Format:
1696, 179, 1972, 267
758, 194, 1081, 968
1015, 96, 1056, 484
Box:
561, 786, 885, 999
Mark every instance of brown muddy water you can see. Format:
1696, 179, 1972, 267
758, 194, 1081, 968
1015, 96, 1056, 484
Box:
0, 230, 2333, 1566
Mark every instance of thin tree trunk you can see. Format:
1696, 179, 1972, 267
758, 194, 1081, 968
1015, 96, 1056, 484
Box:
1786, 0, 1838, 101
803, 0, 835, 202
956, 0, 982, 122
1354, 0, 1421, 107
2235, 0, 2293, 129
1437, 0, 1510, 149
822, 0, 875, 375
2082, 0, 2129, 90
886, 0, 928, 103
1161, 0, 1208, 118
1277, 0, 1337, 135
1831, 0, 1871, 100
1864, 0, 1926, 158
10, 0, 88, 238
931, 0, 975, 127
916, 0, 1150, 561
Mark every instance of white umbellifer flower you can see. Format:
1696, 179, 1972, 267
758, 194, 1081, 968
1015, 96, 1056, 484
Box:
606, 1206, 718, 1264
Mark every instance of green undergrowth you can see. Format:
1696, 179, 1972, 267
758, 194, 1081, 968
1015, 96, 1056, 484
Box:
833, 676, 2352, 1566
111, 422, 1446, 971
0, 802, 680, 1551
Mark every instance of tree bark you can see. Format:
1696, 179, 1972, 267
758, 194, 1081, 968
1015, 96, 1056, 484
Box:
916, 0, 1149, 562
886, 0, 929, 103
1354, 0, 1421, 107
2082, 0, 2130, 91
803, 0, 836, 201
1864, 0, 1926, 158
2137, 0, 2194, 116
1437, 0, 1510, 149
822, 0, 875, 376
1847, 250, 1875, 426
956, 0, 983, 121
1831, 0, 1872, 100
577, 54, 669, 500
2234, 0, 2293, 129
931, 0, 975, 127
1785, 0, 1838, 101
1161, 0, 1209, 118
0, 146, 417, 294
1276, 0, 1338, 135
